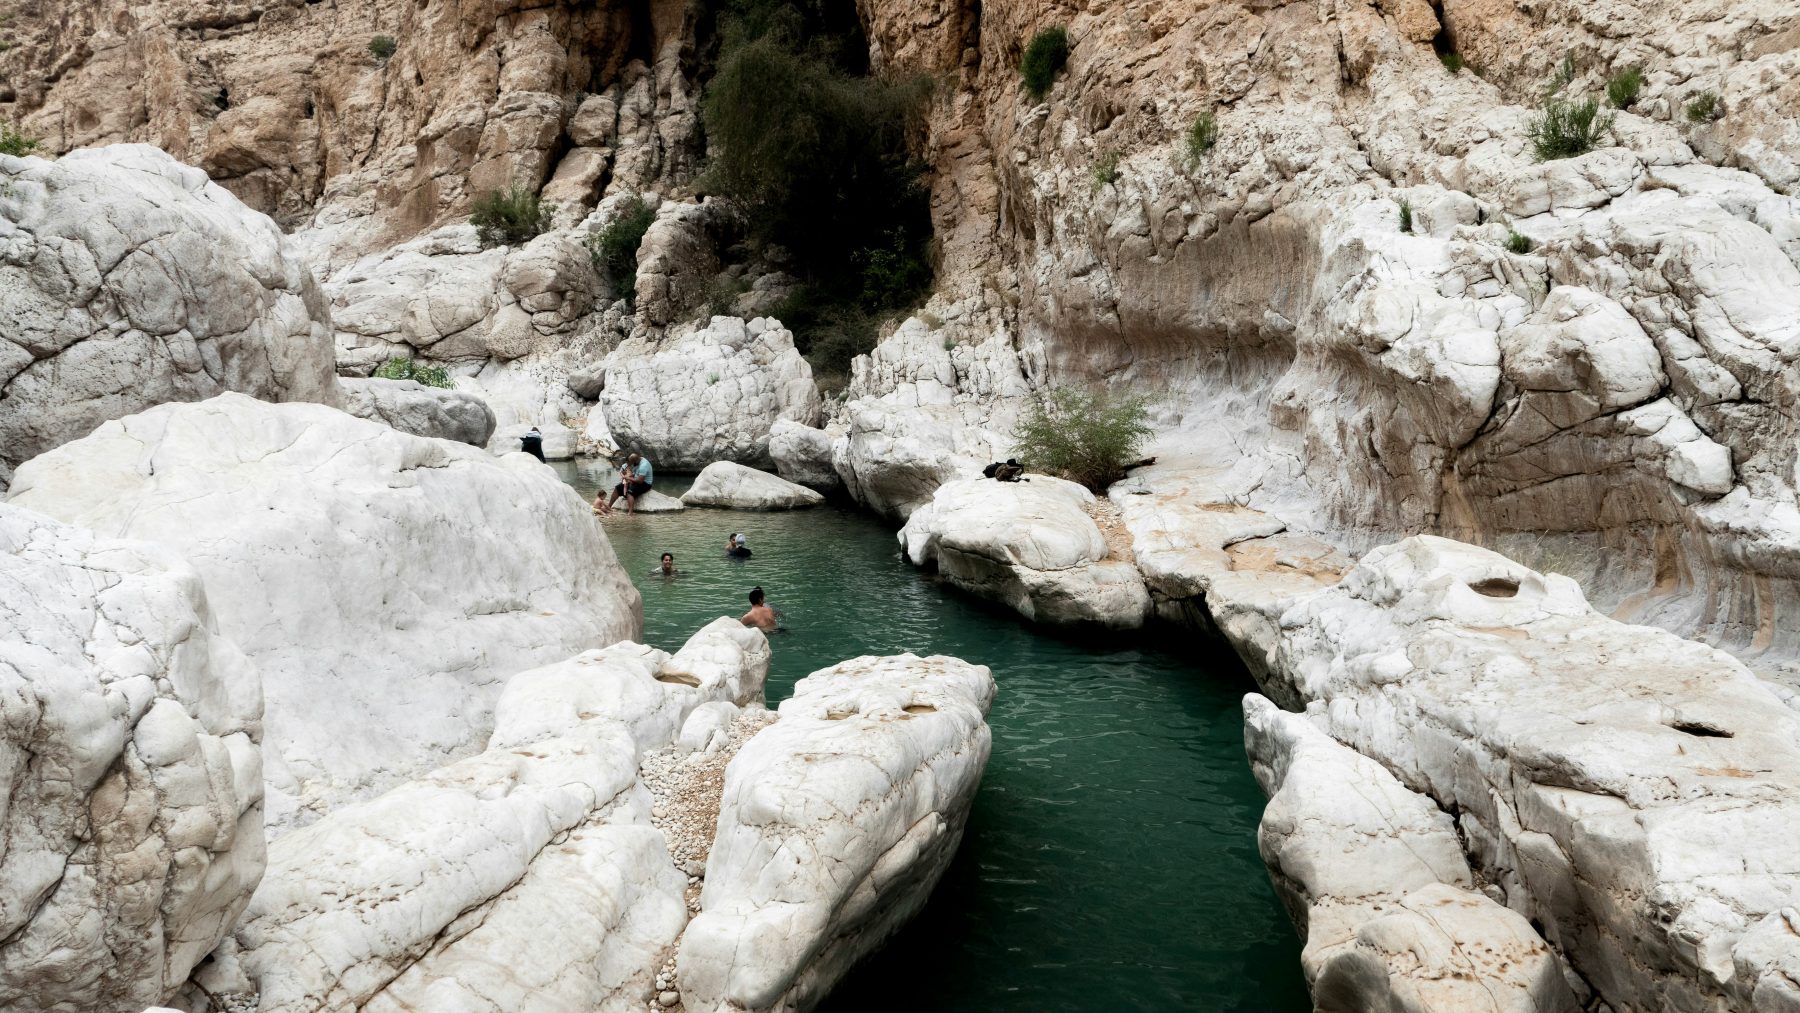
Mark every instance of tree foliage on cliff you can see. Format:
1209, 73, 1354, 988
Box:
373, 357, 453, 389
469, 185, 553, 248
588, 196, 657, 300
699, 0, 935, 374
1020, 26, 1070, 100
1013, 386, 1153, 491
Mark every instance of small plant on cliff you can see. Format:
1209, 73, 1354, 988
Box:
469, 184, 553, 248
1504, 229, 1534, 254
1184, 111, 1218, 165
1398, 199, 1414, 233
373, 357, 453, 389
1439, 52, 1464, 74
1528, 95, 1612, 160
368, 35, 397, 61
587, 196, 656, 298
1091, 149, 1122, 193
1686, 90, 1720, 122
0, 122, 41, 157
1013, 385, 1154, 492
1020, 26, 1070, 101
1606, 66, 1644, 109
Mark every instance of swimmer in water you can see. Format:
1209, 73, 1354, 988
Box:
725, 532, 752, 558
740, 586, 778, 632
649, 552, 679, 577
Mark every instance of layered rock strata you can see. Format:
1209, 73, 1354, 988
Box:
0, 145, 338, 482
901, 475, 1150, 627
7, 393, 640, 828
0, 504, 263, 1013
679, 653, 997, 1012
681, 460, 826, 511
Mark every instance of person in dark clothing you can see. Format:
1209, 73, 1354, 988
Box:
520, 427, 546, 462
725, 532, 753, 558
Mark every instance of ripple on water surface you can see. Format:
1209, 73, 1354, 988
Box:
554, 462, 1308, 1012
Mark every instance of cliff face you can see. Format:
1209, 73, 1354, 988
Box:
0, 0, 704, 256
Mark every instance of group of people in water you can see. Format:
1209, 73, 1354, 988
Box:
646, 548, 778, 631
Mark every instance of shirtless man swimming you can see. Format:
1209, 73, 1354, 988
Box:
740, 586, 778, 632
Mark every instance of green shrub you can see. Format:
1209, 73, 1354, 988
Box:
1185, 110, 1218, 164
1012, 385, 1154, 491
1440, 52, 1464, 74
373, 358, 453, 389
855, 228, 933, 308
469, 184, 553, 248
1606, 66, 1644, 109
1504, 229, 1534, 254
1020, 26, 1070, 100
1529, 95, 1612, 160
368, 35, 397, 61
1686, 90, 1719, 122
1398, 199, 1413, 234
0, 122, 41, 157
1091, 149, 1121, 192
587, 196, 656, 294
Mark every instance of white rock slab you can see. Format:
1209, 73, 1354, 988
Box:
681, 461, 825, 510
902, 475, 1150, 628
7, 393, 641, 829
0, 504, 263, 1013
679, 653, 996, 1013
338, 377, 496, 447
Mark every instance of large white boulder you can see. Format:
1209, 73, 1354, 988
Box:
7, 393, 641, 829
901, 476, 1150, 628
599, 316, 821, 468
0, 145, 339, 480
0, 504, 263, 1013
232, 621, 768, 1012
1244, 695, 1577, 1013
679, 654, 996, 1012
1265, 535, 1800, 1011
769, 418, 844, 494
832, 400, 1012, 521
338, 377, 497, 447
681, 461, 826, 510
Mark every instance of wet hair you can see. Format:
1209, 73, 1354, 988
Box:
661, 552, 673, 562
748, 586, 765, 606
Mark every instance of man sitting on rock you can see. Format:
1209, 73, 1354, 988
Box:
595, 452, 654, 516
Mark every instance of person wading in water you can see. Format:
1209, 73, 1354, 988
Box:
740, 586, 778, 631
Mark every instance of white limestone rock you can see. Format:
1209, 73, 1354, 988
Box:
769, 418, 844, 494
0, 504, 263, 1013
832, 400, 1014, 521
233, 622, 768, 1013
679, 653, 996, 1012
599, 316, 822, 468
1265, 535, 1800, 1011
1244, 695, 1577, 1013
681, 461, 826, 510
901, 476, 1150, 628
338, 377, 497, 447
0, 144, 339, 477
7, 393, 641, 829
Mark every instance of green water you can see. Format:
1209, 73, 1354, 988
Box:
555, 462, 1309, 1011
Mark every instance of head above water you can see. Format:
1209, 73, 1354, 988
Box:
748, 586, 765, 607
661, 552, 674, 562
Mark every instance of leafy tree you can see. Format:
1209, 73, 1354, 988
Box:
1012, 386, 1153, 491
587, 196, 657, 299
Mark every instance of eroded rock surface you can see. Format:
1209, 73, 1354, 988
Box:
681, 461, 825, 511
338, 377, 497, 446
902, 476, 1150, 628
679, 653, 996, 1013
7, 393, 640, 829
0, 504, 263, 1013
768, 419, 844, 494
0, 145, 338, 479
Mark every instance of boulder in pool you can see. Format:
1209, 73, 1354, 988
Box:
1244, 695, 1577, 1013
900, 476, 1150, 628
600, 488, 685, 513
679, 653, 996, 1012
682, 461, 826, 510
231, 620, 769, 1011
769, 418, 844, 494
0, 504, 264, 1013
338, 377, 497, 447
7, 393, 642, 830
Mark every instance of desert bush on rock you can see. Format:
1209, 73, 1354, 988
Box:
1439, 52, 1464, 74
1398, 199, 1414, 234
470, 185, 553, 248
1185, 111, 1218, 164
1091, 149, 1121, 192
1529, 95, 1613, 160
588, 196, 656, 296
0, 122, 41, 157
1013, 386, 1153, 491
1687, 90, 1720, 122
1504, 229, 1535, 254
373, 358, 453, 389
368, 35, 397, 61
1607, 66, 1644, 108
1020, 26, 1070, 100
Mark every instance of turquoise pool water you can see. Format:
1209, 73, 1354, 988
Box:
554, 462, 1308, 1011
